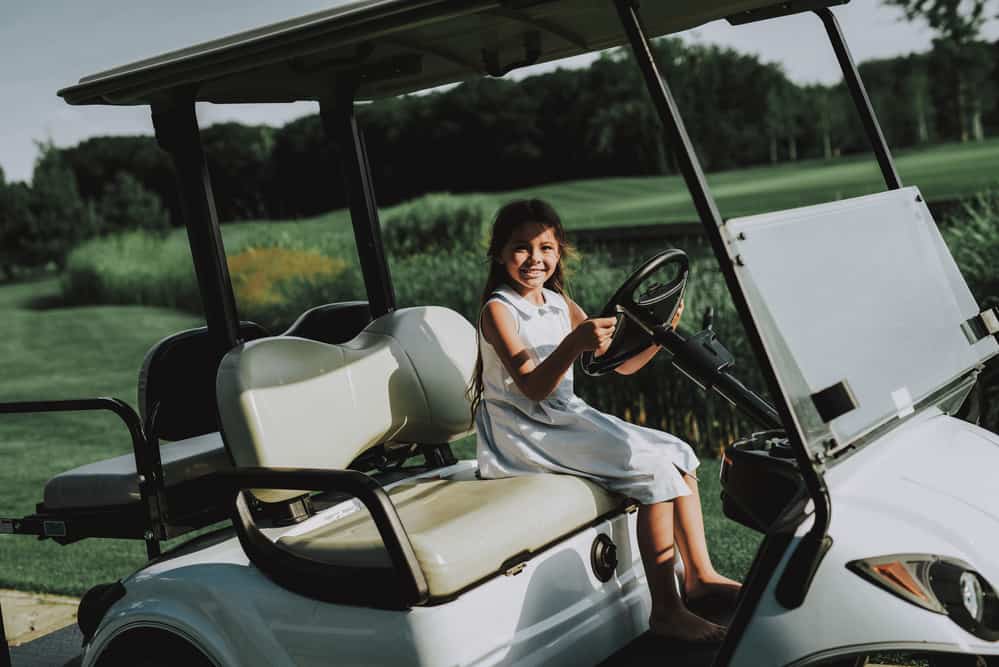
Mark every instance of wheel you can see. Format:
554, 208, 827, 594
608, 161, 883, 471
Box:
580, 248, 689, 376
96, 629, 213, 667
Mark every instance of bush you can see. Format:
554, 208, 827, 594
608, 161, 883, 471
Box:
942, 190, 999, 433
61, 231, 201, 312
228, 247, 350, 331
942, 190, 999, 310
381, 194, 491, 257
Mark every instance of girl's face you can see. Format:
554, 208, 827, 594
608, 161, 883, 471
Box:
499, 222, 561, 296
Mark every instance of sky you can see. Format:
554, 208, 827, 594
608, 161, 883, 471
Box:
1, 1, 997, 184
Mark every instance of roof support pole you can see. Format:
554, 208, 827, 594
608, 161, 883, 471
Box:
320, 92, 396, 317
816, 7, 902, 190
151, 101, 240, 353
613, 0, 833, 654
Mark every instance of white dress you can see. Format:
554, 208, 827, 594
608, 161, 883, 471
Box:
475, 283, 699, 504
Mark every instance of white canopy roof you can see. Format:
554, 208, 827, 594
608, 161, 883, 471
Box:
59, 0, 844, 106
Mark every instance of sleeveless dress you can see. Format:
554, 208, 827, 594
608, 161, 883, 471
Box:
475, 283, 699, 504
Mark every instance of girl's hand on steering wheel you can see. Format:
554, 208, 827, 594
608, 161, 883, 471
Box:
572, 317, 617, 356
670, 298, 685, 330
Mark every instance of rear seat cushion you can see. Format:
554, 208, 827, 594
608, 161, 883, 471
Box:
277, 473, 624, 598
43, 432, 229, 510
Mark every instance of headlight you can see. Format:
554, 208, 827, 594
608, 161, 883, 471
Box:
847, 554, 999, 641
961, 571, 984, 623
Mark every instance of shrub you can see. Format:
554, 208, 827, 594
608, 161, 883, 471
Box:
62, 231, 200, 312
942, 190, 999, 433
228, 247, 349, 331
942, 190, 999, 310
381, 194, 491, 257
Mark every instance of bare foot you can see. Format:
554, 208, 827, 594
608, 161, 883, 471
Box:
685, 574, 742, 609
648, 607, 726, 643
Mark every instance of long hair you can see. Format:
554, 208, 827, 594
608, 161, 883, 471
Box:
466, 199, 574, 421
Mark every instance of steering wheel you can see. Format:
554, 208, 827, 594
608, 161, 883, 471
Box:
580, 249, 689, 377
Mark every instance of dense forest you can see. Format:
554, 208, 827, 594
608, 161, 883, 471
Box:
2, 35, 998, 276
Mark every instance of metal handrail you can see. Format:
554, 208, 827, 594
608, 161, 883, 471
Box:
0, 398, 164, 559
223, 467, 429, 609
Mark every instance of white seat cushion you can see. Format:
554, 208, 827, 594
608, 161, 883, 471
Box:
43, 432, 229, 509
278, 473, 624, 598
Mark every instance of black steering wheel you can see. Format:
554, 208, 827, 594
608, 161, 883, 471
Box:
580, 249, 689, 377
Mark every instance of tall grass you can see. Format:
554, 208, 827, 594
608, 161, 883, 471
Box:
942, 190, 999, 432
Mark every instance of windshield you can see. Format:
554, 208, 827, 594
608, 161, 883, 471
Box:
723, 187, 998, 460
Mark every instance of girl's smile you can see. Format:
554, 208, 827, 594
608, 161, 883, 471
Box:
499, 223, 561, 302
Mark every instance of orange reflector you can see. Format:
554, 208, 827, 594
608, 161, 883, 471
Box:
872, 561, 930, 602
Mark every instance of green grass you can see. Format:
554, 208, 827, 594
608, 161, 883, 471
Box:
0, 278, 202, 594
510, 137, 999, 227
0, 278, 759, 594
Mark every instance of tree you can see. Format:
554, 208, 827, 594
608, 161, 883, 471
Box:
884, 0, 998, 140
26, 141, 97, 268
0, 171, 37, 280
98, 171, 170, 235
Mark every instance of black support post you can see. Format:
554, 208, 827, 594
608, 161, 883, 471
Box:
320, 93, 396, 317
152, 101, 241, 353
1, 606, 10, 667
816, 7, 902, 190
613, 0, 833, 660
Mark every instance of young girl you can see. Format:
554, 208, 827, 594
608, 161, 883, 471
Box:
469, 199, 739, 644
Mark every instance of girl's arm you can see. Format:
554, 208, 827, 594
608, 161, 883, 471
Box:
481, 300, 615, 401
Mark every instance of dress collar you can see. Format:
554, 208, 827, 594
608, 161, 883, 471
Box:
494, 283, 566, 317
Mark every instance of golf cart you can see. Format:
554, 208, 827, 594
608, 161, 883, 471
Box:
3, 0, 999, 665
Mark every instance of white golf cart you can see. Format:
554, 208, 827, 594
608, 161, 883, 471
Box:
3, 0, 999, 665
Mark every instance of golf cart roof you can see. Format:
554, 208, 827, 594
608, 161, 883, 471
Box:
59, 0, 842, 106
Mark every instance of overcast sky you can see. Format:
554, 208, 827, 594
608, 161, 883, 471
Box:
2, 1, 997, 184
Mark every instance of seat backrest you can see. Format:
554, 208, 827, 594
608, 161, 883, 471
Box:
282, 301, 372, 344
138, 321, 269, 441
216, 306, 477, 473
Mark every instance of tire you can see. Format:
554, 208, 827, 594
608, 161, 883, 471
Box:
96, 629, 213, 667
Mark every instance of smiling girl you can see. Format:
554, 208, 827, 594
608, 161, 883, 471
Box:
468, 199, 739, 644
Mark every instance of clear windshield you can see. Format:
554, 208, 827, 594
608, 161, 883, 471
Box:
723, 187, 998, 459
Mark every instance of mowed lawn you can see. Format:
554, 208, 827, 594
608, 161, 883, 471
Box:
510, 137, 999, 228
0, 279, 201, 594
0, 279, 761, 595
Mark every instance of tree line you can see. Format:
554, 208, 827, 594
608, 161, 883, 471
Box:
2, 33, 998, 276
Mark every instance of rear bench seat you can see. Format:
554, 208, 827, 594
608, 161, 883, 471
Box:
217, 306, 625, 600
41, 304, 373, 513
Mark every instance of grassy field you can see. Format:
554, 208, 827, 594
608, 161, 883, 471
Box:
513, 137, 999, 228
0, 278, 760, 595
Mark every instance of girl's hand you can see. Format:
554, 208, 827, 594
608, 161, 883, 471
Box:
572, 316, 617, 355
669, 298, 685, 330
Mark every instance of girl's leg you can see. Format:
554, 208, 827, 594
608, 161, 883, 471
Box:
672, 473, 741, 602
637, 501, 725, 641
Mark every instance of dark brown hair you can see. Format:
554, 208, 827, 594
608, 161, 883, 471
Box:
466, 199, 574, 420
